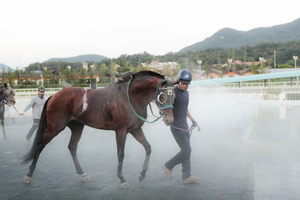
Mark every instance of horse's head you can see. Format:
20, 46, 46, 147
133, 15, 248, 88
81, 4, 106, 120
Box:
123, 70, 174, 125
155, 79, 174, 126
1, 86, 16, 106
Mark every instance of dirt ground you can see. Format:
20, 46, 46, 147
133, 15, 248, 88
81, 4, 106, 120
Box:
1, 94, 300, 200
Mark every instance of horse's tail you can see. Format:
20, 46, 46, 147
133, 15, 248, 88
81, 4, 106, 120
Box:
21, 96, 52, 164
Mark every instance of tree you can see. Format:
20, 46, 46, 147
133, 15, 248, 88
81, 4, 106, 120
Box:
251, 61, 257, 74
7, 69, 15, 85
79, 67, 87, 83
99, 63, 108, 84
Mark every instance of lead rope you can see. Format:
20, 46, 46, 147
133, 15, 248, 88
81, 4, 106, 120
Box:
170, 124, 201, 137
13, 105, 39, 125
127, 79, 162, 123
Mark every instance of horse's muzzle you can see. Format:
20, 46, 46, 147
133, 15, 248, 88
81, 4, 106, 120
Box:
162, 112, 174, 126
8, 100, 16, 106
163, 116, 174, 126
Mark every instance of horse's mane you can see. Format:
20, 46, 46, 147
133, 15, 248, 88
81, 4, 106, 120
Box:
117, 70, 165, 83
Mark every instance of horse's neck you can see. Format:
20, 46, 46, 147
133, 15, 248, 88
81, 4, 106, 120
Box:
130, 79, 158, 104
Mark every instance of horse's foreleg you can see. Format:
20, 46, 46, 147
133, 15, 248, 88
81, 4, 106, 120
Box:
68, 121, 90, 181
1, 119, 6, 140
116, 130, 129, 188
131, 128, 151, 182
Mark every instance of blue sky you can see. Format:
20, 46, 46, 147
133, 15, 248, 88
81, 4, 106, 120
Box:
1, 0, 299, 68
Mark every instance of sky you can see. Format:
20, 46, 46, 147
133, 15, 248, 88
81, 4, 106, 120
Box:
1, 0, 300, 69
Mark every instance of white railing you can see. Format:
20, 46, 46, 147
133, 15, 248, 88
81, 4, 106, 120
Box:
14, 88, 63, 99
217, 81, 299, 88
13, 81, 300, 99
13, 86, 103, 99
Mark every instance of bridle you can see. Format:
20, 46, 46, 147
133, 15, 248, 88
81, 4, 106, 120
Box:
126, 78, 174, 123
155, 79, 174, 111
1, 87, 15, 106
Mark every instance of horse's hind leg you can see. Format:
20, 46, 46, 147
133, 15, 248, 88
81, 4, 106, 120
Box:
24, 131, 60, 182
130, 128, 151, 182
67, 121, 90, 181
24, 145, 45, 183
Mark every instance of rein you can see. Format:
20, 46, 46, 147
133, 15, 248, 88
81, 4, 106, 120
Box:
13, 105, 39, 125
126, 78, 172, 123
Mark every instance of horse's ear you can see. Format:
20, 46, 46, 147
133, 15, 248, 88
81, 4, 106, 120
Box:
160, 80, 173, 88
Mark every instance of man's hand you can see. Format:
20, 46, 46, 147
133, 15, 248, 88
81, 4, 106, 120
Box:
191, 119, 200, 131
191, 119, 197, 126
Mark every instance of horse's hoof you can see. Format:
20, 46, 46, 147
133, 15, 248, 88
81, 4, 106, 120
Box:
24, 175, 32, 183
120, 182, 130, 188
81, 173, 91, 181
138, 172, 144, 182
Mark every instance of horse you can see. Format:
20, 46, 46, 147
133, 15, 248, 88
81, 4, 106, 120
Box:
0, 83, 16, 139
22, 70, 174, 188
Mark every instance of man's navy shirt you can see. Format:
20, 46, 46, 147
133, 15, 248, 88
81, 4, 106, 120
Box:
172, 86, 189, 130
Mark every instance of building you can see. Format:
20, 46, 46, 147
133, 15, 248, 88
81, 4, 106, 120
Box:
142, 61, 179, 70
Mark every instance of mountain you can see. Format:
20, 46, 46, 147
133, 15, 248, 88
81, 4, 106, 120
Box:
0, 63, 14, 72
179, 18, 300, 52
43, 54, 108, 63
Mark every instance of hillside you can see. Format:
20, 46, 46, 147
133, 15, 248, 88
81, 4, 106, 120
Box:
179, 18, 300, 52
43, 54, 108, 63
0, 63, 14, 72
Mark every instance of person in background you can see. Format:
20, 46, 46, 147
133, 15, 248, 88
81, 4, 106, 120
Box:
5, 103, 15, 123
2, 83, 15, 123
19, 86, 46, 144
162, 69, 200, 184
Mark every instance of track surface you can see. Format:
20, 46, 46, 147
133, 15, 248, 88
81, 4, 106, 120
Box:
1, 95, 300, 200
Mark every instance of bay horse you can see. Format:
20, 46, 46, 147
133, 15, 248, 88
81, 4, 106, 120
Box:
22, 70, 174, 188
0, 83, 16, 139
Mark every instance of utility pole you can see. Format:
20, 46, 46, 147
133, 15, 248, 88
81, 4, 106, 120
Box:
274, 51, 277, 72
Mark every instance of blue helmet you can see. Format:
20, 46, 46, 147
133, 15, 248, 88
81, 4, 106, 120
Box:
178, 69, 192, 82
38, 86, 45, 93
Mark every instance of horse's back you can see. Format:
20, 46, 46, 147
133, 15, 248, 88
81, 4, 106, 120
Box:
46, 86, 129, 130
47, 87, 88, 120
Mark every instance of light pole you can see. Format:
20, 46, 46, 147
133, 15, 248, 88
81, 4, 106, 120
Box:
197, 60, 202, 71
18, 67, 21, 85
66, 66, 72, 83
21, 68, 26, 85
274, 51, 277, 72
294, 56, 299, 86
259, 57, 264, 68
90, 64, 95, 80
43, 67, 47, 85
293, 56, 298, 68
90, 65, 95, 72
197, 60, 202, 79
228, 59, 232, 69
